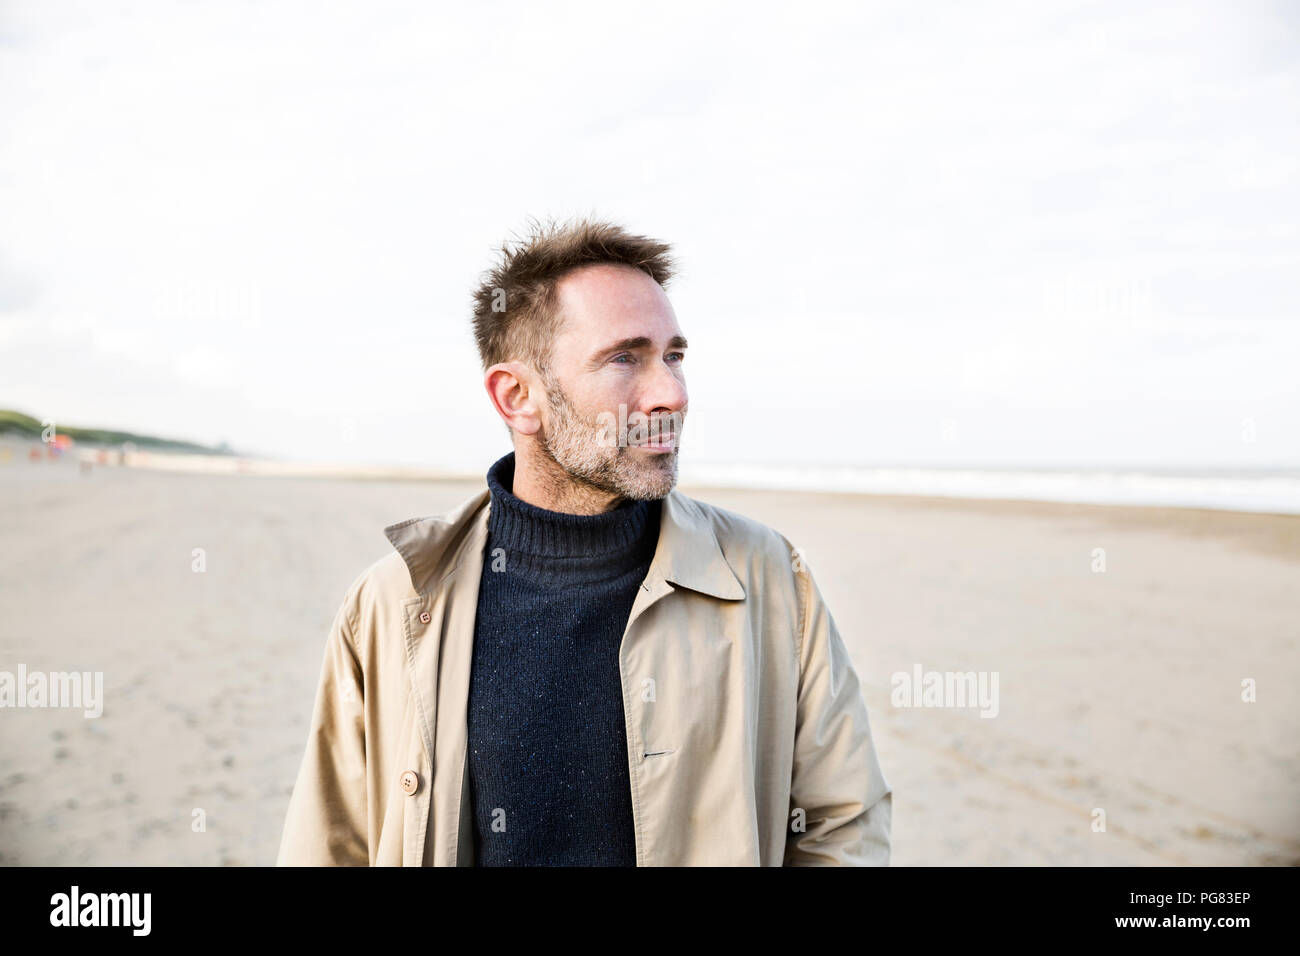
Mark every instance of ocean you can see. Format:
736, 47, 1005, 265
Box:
679, 461, 1300, 515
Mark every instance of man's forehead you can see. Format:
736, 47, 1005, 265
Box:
553, 264, 680, 348
556, 262, 663, 308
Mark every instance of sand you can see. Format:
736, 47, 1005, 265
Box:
1, 443, 1297, 865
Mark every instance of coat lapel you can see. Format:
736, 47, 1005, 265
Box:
626, 488, 747, 630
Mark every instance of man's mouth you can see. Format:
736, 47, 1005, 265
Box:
633, 438, 675, 452
622, 414, 681, 452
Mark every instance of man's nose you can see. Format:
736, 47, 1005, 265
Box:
642, 357, 687, 416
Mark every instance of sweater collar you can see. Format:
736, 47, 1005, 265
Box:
483, 451, 654, 564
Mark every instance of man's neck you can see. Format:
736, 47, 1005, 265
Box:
510, 443, 624, 515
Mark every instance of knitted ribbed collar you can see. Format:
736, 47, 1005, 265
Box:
484, 451, 659, 582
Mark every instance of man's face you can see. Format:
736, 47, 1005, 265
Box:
535, 263, 688, 501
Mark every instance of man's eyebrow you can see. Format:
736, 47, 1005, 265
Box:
593, 335, 689, 359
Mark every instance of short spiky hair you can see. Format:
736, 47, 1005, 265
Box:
471, 216, 677, 375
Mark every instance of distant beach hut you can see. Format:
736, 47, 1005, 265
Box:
47, 433, 73, 458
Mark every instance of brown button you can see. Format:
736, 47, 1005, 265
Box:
400, 770, 419, 795
419, 611, 431, 624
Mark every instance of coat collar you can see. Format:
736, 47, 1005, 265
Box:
383, 485, 745, 602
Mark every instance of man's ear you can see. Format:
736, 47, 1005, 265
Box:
485, 361, 543, 437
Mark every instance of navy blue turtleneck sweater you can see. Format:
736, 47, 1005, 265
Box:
466, 451, 661, 866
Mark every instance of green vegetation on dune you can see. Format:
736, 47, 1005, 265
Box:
0, 409, 231, 455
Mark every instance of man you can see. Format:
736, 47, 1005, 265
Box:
276, 218, 892, 866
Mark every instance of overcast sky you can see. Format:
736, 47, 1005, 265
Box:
2, 0, 1297, 471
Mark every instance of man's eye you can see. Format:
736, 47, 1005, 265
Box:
612, 352, 683, 365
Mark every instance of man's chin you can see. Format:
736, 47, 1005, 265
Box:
620, 484, 674, 502
616, 458, 678, 500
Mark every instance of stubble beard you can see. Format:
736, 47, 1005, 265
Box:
537, 377, 680, 502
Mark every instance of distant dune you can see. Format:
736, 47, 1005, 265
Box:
0, 408, 229, 456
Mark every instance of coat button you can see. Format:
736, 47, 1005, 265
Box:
400, 770, 420, 795
419, 611, 431, 624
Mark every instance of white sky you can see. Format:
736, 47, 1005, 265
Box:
2, 0, 1297, 471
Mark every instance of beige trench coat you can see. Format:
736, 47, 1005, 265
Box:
276, 484, 892, 866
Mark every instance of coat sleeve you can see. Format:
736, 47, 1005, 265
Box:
276, 594, 369, 866
784, 557, 893, 866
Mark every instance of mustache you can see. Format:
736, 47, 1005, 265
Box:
589, 408, 684, 447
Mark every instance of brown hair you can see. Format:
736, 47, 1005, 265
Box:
471, 216, 677, 376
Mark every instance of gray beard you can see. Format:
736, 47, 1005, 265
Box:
538, 383, 679, 502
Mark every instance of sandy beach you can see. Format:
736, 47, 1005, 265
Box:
1, 444, 1297, 866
